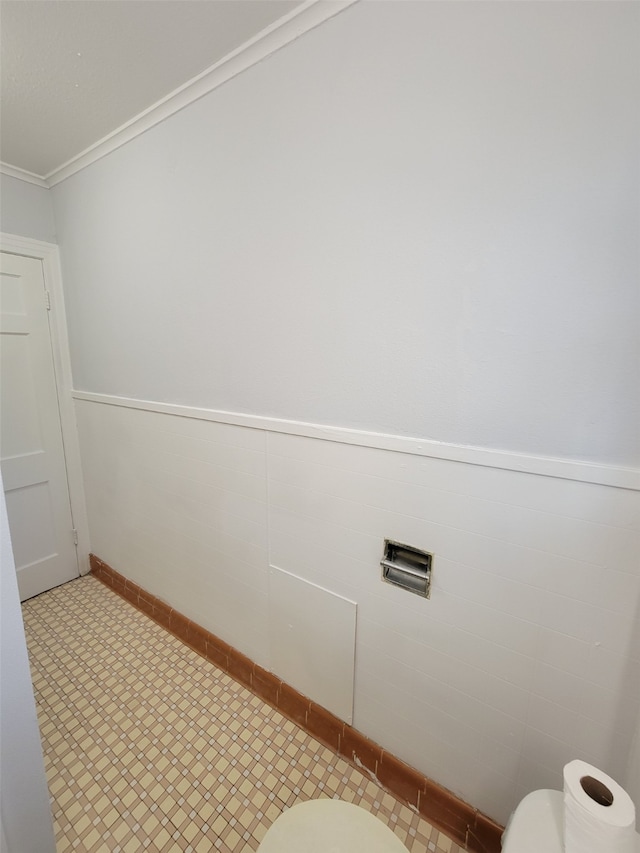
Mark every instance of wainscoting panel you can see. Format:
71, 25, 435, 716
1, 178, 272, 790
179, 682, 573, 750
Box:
74, 396, 640, 826
74, 400, 270, 668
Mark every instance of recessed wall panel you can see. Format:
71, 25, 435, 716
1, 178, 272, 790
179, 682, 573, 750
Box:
268, 565, 356, 724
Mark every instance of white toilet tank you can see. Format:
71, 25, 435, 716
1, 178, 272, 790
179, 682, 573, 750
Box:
501, 790, 563, 852
501, 789, 640, 852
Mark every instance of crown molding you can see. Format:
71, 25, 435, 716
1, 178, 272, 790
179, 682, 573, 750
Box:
44, 0, 358, 188
1, 1, 357, 190
0, 162, 48, 188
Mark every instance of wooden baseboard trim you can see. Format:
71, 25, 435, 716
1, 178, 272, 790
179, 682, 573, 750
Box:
89, 554, 503, 852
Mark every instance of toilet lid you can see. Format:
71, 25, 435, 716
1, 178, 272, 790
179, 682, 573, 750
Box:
257, 799, 410, 853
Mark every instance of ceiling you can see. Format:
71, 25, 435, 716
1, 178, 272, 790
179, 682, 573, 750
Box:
0, 0, 306, 180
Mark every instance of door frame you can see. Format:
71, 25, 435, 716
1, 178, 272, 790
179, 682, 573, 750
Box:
1, 232, 90, 577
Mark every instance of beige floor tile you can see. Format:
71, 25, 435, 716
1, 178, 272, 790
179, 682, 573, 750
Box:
23, 576, 463, 853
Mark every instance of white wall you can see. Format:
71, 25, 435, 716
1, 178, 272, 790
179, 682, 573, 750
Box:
0, 174, 56, 243
627, 624, 640, 810
74, 396, 640, 824
629, 721, 640, 811
52, 1, 639, 467
0, 473, 56, 853
49, 0, 640, 827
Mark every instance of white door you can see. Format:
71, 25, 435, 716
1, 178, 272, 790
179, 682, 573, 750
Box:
0, 251, 79, 600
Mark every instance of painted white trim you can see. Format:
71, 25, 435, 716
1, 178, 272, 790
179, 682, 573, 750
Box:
0, 162, 49, 188
71, 390, 640, 491
44, 0, 358, 187
1, 232, 91, 574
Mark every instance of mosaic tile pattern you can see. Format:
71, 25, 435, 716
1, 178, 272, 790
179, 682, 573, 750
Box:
23, 576, 463, 853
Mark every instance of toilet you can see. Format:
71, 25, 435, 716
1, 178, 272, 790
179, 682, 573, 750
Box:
501, 788, 640, 852
500, 789, 564, 852
258, 789, 640, 852
257, 799, 410, 852
256, 795, 562, 853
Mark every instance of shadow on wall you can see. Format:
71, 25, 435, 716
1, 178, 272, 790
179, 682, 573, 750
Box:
612, 586, 640, 806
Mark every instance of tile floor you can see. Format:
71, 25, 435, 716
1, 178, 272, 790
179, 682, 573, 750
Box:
22, 575, 463, 853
